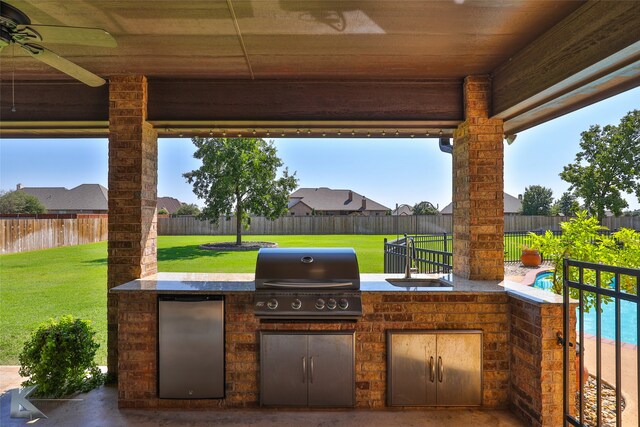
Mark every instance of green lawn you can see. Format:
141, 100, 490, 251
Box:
0, 234, 395, 365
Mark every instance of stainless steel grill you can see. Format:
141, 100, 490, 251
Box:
254, 248, 362, 320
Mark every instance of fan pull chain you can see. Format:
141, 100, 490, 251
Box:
11, 42, 16, 113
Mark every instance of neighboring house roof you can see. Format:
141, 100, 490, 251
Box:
440, 192, 522, 214
289, 187, 390, 212
21, 184, 108, 211
392, 204, 413, 216
157, 197, 183, 214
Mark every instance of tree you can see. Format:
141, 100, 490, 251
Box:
184, 137, 298, 245
0, 190, 46, 214
521, 185, 553, 215
553, 191, 580, 217
560, 110, 640, 222
412, 201, 438, 215
158, 208, 169, 215
174, 203, 200, 216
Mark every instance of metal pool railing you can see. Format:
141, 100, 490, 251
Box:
562, 259, 639, 427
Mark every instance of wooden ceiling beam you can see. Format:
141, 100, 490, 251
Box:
0, 79, 464, 138
147, 79, 463, 123
492, 0, 640, 133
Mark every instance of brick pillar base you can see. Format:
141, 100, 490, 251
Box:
107, 75, 158, 377
453, 76, 504, 280
509, 296, 576, 426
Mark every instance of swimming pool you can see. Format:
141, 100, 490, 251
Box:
533, 272, 638, 345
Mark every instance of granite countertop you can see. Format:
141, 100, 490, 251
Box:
110, 272, 563, 303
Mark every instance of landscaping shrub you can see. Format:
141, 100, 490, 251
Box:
18, 315, 105, 398
529, 211, 640, 311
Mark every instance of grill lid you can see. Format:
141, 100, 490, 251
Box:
255, 248, 360, 290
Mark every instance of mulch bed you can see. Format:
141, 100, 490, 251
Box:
199, 242, 277, 251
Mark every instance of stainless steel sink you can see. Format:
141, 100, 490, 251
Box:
385, 278, 453, 289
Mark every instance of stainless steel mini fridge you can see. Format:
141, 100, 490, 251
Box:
158, 295, 224, 399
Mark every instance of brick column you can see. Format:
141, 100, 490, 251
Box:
452, 75, 504, 280
107, 75, 158, 377
509, 296, 576, 426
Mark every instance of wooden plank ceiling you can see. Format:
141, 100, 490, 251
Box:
0, 0, 638, 138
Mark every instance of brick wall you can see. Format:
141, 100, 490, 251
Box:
117, 292, 511, 409
453, 75, 504, 280
108, 75, 158, 376
509, 295, 576, 426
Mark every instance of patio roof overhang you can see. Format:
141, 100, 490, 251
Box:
0, 0, 638, 139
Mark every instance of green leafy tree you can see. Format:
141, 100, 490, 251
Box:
560, 110, 640, 222
529, 211, 639, 310
412, 201, 438, 215
0, 190, 46, 214
184, 137, 298, 245
521, 185, 553, 215
553, 191, 580, 217
174, 203, 201, 216
158, 208, 169, 215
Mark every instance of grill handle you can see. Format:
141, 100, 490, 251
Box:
260, 281, 354, 289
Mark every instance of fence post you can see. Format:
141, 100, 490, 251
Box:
443, 232, 448, 253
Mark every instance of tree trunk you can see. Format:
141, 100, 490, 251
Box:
235, 203, 242, 246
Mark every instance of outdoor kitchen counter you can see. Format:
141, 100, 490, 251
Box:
112, 271, 569, 413
110, 272, 562, 303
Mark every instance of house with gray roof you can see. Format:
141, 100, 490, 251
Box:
19, 184, 108, 214
288, 187, 390, 216
392, 204, 414, 216
157, 197, 183, 214
440, 192, 523, 215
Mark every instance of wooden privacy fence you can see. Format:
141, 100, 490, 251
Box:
158, 215, 639, 236
158, 215, 454, 235
0, 218, 108, 254
1, 215, 638, 254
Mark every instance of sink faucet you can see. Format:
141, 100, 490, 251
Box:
404, 235, 418, 278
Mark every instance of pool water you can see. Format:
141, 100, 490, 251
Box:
533, 272, 638, 345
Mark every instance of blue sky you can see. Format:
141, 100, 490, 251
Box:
1, 86, 638, 211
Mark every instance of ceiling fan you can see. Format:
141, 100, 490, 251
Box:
0, 1, 116, 87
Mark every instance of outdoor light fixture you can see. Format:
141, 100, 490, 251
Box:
505, 134, 518, 145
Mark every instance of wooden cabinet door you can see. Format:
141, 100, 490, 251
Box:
307, 333, 355, 407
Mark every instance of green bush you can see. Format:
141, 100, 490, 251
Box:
18, 315, 105, 398
529, 211, 640, 311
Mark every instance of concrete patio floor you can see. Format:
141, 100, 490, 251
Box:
0, 381, 525, 427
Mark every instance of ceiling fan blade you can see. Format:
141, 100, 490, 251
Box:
15, 24, 117, 48
20, 43, 106, 87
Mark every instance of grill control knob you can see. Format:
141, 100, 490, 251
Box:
338, 298, 349, 310
267, 298, 278, 310
291, 299, 302, 310
327, 298, 337, 310
315, 299, 325, 310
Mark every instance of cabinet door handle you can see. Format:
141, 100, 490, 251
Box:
310, 356, 314, 384
438, 356, 443, 383
429, 356, 435, 382
302, 356, 307, 383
